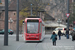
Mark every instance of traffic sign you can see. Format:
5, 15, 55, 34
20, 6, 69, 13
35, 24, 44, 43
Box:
66, 13, 70, 18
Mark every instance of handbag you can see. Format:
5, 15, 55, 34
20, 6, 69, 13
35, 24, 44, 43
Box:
55, 36, 57, 40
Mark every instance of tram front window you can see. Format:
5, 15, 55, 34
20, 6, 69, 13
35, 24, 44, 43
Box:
27, 22, 38, 33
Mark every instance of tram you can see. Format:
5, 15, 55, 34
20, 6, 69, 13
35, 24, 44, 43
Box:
22, 17, 45, 42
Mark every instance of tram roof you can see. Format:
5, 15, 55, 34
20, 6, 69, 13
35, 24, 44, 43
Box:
25, 18, 42, 20
25, 18, 42, 22
25, 18, 45, 25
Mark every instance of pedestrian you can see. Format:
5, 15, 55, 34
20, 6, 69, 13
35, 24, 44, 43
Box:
58, 29, 62, 40
66, 29, 69, 39
50, 32, 57, 46
71, 30, 75, 41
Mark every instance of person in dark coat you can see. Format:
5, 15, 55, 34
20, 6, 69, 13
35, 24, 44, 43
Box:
58, 29, 62, 40
50, 32, 57, 46
66, 29, 69, 39
71, 31, 75, 41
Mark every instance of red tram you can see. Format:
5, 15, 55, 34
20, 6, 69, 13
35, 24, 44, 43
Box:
22, 18, 45, 41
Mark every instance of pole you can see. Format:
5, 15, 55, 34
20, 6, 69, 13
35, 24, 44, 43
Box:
16, 0, 19, 41
31, 4, 32, 16
67, 0, 69, 31
67, 0, 69, 39
4, 0, 8, 46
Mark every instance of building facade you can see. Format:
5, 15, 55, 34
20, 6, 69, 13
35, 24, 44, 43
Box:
0, 0, 73, 34
0, 0, 47, 33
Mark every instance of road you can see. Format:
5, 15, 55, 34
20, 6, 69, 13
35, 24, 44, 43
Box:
0, 34, 75, 50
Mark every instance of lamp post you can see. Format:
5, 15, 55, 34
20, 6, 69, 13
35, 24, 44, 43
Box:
31, 4, 32, 16
8, 18, 13, 29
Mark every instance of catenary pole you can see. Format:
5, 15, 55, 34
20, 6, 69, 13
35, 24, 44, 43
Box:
4, 0, 8, 46
16, 0, 19, 41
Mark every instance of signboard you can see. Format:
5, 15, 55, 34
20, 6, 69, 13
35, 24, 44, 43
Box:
66, 13, 70, 18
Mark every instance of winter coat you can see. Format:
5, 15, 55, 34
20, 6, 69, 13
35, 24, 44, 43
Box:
71, 31, 75, 37
66, 30, 69, 34
50, 34, 57, 41
58, 30, 61, 36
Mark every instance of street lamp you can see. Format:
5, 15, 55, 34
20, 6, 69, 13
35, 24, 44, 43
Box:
8, 18, 13, 29
31, 4, 32, 16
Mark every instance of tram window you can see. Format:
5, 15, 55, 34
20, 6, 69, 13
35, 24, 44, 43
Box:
27, 22, 39, 33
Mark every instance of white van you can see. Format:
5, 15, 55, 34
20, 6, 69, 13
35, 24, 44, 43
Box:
52, 27, 73, 35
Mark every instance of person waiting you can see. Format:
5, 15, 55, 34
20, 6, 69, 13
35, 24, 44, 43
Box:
58, 29, 62, 40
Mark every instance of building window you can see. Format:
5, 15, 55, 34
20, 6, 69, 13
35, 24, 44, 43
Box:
0, 0, 1, 3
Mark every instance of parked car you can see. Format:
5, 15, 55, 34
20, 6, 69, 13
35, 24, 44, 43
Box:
52, 27, 65, 35
52, 27, 73, 35
0, 29, 4, 34
0, 29, 14, 35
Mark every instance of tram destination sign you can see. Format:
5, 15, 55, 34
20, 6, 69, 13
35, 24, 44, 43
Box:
27, 20, 39, 22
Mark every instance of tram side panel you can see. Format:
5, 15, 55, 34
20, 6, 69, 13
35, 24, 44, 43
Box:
40, 25, 45, 41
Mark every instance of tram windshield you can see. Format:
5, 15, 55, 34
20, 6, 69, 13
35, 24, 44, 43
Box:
27, 22, 39, 33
